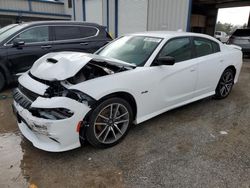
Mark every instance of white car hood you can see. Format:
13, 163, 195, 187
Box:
30, 52, 135, 81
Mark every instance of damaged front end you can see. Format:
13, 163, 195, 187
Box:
12, 52, 134, 152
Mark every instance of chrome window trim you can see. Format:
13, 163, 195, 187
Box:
4, 24, 100, 46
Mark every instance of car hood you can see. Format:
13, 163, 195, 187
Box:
30, 51, 135, 81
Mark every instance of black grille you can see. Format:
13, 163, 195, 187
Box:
13, 89, 33, 109
13, 85, 40, 110
18, 84, 40, 101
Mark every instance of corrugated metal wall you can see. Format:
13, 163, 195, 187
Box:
147, 0, 190, 31
85, 0, 103, 25
118, 0, 148, 36
0, 0, 29, 11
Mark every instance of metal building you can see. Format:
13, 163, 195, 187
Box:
66, 0, 191, 37
0, 0, 249, 37
66, 0, 250, 38
0, 0, 70, 27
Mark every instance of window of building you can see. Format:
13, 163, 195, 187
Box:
68, 0, 72, 8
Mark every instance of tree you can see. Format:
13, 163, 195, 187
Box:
215, 21, 245, 35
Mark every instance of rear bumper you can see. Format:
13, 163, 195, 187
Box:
13, 96, 91, 152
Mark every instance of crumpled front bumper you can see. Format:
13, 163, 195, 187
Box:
13, 96, 91, 152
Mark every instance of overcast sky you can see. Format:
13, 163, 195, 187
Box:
217, 6, 250, 26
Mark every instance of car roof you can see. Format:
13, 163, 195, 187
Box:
16, 20, 103, 28
130, 31, 218, 41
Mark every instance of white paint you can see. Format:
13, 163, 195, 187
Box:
15, 31, 243, 152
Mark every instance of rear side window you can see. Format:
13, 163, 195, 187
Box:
159, 37, 192, 63
79, 27, 98, 38
54, 26, 81, 40
233, 29, 250, 37
194, 38, 214, 57
212, 41, 220, 53
54, 26, 97, 41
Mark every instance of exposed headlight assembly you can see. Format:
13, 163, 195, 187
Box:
64, 90, 96, 106
30, 108, 74, 120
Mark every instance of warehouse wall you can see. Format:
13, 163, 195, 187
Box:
64, 0, 191, 37
85, 0, 103, 25
118, 0, 148, 36
147, 0, 190, 31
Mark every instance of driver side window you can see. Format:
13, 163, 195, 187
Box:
10, 26, 49, 44
159, 37, 192, 63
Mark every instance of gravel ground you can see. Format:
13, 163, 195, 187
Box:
0, 59, 250, 188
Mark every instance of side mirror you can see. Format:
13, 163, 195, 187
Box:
12, 40, 25, 47
157, 56, 175, 66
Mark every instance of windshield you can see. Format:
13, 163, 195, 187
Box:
0, 24, 17, 35
0, 24, 26, 44
96, 36, 162, 66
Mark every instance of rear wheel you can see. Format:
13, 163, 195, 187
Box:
86, 97, 133, 148
0, 71, 5, 91
214, 68, 235, 99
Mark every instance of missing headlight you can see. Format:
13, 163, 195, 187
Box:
65, 90, 96, 107
30, 108, 74, 120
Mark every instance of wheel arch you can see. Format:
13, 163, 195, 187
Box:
79, 91, 138, 145
0, 63, 12, 84
96, 91, 137, 121
225, 65, 236, 77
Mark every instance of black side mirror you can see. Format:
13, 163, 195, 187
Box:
157, 56, 175, 66
12, 40, 25, 47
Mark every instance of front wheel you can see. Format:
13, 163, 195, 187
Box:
214, 68, 235, 99
86, 97, 133, 148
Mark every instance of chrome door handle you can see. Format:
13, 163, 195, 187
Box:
41, 45, 52, 49
80, 42, 89, 46
190, 68, 196, 72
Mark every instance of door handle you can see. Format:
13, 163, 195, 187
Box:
41, 45, 52, 49
190, 68, 196, 72
220, 59, 224, 63
80, 42, 89, 46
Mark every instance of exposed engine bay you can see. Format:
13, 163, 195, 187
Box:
67, 60, 131, 84
22, 59, 134, 109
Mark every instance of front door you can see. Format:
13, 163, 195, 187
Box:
6, 26, 52, 75
153, 37, 198, 110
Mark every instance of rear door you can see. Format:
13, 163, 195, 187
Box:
51, 25, 107, 53
193, 37, 223, 97
6, 26, 52, 75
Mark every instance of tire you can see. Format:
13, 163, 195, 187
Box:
85, 97, 133, 148
214, 68, 235, 99
0, 71, 5, 91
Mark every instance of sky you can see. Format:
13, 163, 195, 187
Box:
217, 6, 250, 26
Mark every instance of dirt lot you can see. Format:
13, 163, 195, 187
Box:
0, 60, 250, 188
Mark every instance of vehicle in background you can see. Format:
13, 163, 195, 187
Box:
13, 31, 242, 152
0, 21, 112, 91
228, 29, 250, 55
214, 31, 229, 43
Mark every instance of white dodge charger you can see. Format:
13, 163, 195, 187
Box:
12, 31, 242, 152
